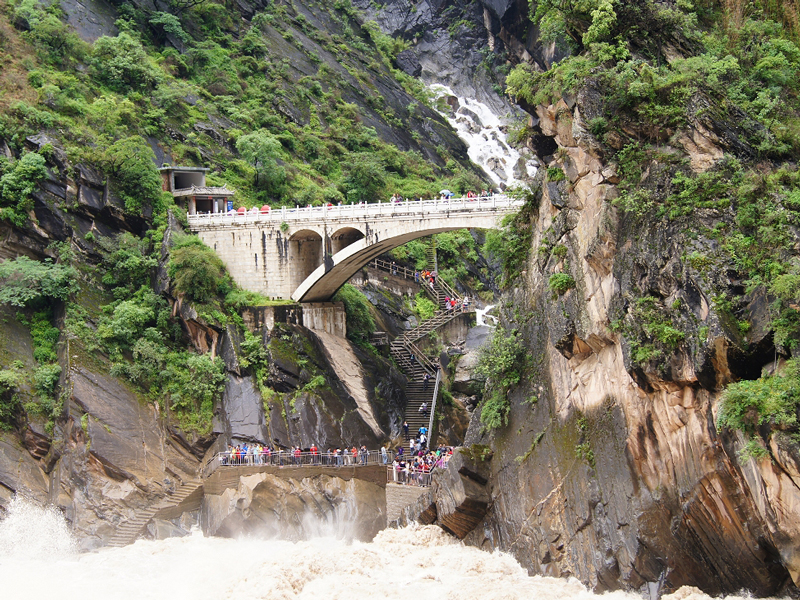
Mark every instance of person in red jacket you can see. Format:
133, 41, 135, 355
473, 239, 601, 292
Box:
310, 444, 319, 465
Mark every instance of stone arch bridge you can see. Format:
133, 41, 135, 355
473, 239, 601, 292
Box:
188, 196, 523, 303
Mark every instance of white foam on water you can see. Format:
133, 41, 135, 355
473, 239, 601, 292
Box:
429, 84, 538, 190
0, 499, 790, 600
0, 496, 76, 558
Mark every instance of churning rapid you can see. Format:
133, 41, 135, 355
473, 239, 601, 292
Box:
429, 83, 539, 190
0, 499, 772, 600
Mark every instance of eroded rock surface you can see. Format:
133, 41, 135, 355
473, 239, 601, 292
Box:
203, 471, 386, 541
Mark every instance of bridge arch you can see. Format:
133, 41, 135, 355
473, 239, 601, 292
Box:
292, 216, 503, 302
288, 229, 324, 292
330, 226, 365, 255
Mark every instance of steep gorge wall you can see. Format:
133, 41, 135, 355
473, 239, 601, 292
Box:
443, 98, 800, 595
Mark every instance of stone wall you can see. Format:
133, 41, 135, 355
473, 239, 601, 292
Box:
385, 482, 428, 522
241, 303, 346, 338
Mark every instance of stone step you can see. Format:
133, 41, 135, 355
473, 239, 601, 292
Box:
107, 480, 202, 548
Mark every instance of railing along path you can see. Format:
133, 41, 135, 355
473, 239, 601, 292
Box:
387, 453, 452, 488
188, 195, 522, 226
204, 449, 394, 477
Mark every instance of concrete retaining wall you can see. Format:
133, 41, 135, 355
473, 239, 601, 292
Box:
241, 303, 346, 338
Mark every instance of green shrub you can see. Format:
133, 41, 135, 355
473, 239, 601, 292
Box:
475, 326, 528, 431
168, 236, 230, 303
718, 359, 800, 436
0, 152, 48, 226
33, 363, 61, 401
0, 369, 22, 430
548, 272, 575, 294
0, 256, 79, 307
414, 292, 437, 321
97, 287, 161, 351
236, 130, 287, 196
333, 283, 375, 346
90, 33, 161, 91
99, 232, 158, 296
547, 166, 566, 181
30, 309, 59, 364
483, 191, 537, 286
163, 353, 226, 434
95, 136, 167, 214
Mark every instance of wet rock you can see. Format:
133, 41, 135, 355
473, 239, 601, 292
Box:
222, 375, 270, 444
203, 472, 386, 542
395, 49, 422, 77
453, 325, 492, 395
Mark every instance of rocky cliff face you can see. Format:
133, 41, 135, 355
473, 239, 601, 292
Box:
0, 143, 406, 547
414, 93, 800, 596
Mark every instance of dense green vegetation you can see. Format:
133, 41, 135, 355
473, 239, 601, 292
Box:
0, 0, 488, 218
333, 283, 376, 347
0, 0, 499, 436
474, 325, 528, 431
718, 358, 800, 459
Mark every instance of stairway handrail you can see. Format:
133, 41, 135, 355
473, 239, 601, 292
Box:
428, 367, 442, 446
402, 304, 468, 344
405, 340, 436, 374
371, 258, 418, 281
437, 278, 459, 302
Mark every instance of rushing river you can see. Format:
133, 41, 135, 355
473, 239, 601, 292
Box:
0, 498, 772, 600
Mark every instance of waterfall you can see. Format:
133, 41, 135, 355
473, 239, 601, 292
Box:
429, 84, 539, 190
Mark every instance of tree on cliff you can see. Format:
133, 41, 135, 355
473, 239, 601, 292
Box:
235, 130, 287, 198
95, 136, 167, 214
0, 256, 78, 307
0, 152, 47, 227
168, 234, 231, 303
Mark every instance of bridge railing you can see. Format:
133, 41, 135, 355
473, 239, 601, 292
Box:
187, 194, 523, 227
371, 258, 417, 281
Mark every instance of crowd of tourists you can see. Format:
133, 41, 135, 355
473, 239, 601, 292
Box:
390, 444, 454, 486
220, 443, 391, 467
216, 439, 453, 488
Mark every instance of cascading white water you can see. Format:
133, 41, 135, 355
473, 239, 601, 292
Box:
429, 84, 539, 190
0, 499, 778, 600
476, 304, 497, 327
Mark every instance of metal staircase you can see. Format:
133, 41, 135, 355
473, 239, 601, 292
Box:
386, 242, 471, 445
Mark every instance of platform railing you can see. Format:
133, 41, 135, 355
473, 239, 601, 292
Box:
187, 194, 522, 227
205, 448, 395, 472
386, 453, 452, 487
